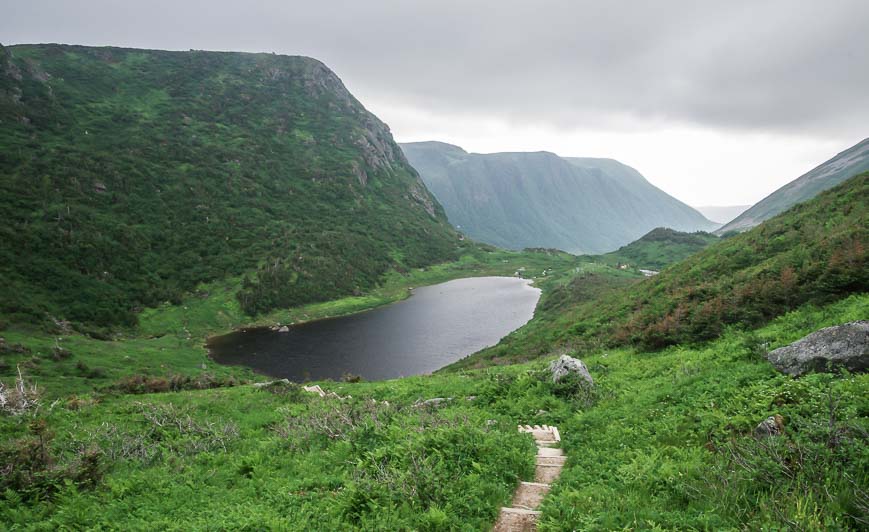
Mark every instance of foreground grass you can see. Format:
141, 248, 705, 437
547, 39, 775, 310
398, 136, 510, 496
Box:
2, 294, 866, 529
537, 293, 868, 530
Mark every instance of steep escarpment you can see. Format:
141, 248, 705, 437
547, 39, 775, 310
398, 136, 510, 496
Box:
401, 141, 716, 254
0, 44, 457, 328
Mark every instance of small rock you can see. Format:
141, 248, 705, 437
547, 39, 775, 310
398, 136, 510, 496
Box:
252, 379, 291, 388
548, 354, 594, 386
415, 397, 451, 408
277, 326, 290, 333
754, 414, 785, 438
766, 321, 868, 377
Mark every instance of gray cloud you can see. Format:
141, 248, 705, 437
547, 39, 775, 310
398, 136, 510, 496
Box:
4, 0, 868, 136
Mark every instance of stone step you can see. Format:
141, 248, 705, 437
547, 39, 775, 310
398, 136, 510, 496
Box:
493, 507, 541, 532
511, 482, 551, 509
534, 464, 563, 484
536, 446, 564, 457
518, 424, 561, 443
536, 455, 566, 467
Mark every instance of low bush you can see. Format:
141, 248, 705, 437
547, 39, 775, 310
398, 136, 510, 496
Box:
0, 368, 41, 417
107, 373, 243, 395
0, 419, 104, 499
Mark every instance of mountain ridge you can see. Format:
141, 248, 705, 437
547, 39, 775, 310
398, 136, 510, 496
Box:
717, 137, 869, 233
401, 141, 716, 254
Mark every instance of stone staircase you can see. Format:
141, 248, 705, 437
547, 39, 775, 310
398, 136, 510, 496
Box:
493, 425, 565, 531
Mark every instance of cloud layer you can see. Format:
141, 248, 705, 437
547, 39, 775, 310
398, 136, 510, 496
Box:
4, 1, 868, 204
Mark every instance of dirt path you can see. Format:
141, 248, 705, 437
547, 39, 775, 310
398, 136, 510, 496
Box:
493, 425, 565, 531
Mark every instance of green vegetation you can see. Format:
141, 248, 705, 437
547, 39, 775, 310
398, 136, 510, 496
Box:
0, 43, 457, 330
1, 43, 867, 531
463, 173, 867, 365
595, 227, 719, 270
0, 246, 582, 397
2, 294, 865, 529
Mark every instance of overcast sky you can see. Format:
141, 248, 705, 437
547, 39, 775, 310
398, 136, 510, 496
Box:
4, 0, 868, 205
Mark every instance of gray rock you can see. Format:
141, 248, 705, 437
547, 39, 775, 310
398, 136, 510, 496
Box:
766, 321, 869, 377
548, 354, 594, 387
754, 415, 784, 438
415, 397, 451, 408
252, 379, 291, 388
277, 326, 290, 333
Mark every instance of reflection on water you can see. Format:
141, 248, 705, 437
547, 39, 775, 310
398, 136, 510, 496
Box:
208, 276, 540, 381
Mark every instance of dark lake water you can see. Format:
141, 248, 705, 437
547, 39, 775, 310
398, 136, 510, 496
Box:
207, 276, 540, 381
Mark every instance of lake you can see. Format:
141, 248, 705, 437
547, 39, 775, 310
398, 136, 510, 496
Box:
207, 276, 540, 381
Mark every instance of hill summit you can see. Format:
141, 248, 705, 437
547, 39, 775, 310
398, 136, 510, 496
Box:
0, 44, 458, 328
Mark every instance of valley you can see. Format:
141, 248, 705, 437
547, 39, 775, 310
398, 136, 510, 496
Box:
0, 39, 866, 531
401, 141, 717, 254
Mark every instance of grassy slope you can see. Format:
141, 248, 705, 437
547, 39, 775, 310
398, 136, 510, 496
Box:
0, 178, 866, 528
0, 43, 457, 329
1, 295, 865, 529
460, 173, 867, 367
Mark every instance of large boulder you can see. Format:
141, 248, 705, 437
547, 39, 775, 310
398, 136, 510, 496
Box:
548, 355, 594, 387
766, 321, 869, 377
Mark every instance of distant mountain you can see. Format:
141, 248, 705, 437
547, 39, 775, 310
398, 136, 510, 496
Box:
400, 141, 717, 254
0, 44, 457, 327
599, 227, 719, 271
694, 205, 751, 225
717, 138, 869, 234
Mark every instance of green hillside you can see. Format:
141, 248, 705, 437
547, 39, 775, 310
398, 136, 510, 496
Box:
400, 141, 716, 254
2, 289, 866, 529
460, 172, 868, 365
598, 227, 719, 270
0, 167, 865, 530
0, 44, 458, 330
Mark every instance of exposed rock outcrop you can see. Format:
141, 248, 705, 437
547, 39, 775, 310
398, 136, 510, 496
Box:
766, 321, 869, 377
754, 414, 785, 438
414, 397, 451, 408
548, 354, 594, 387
